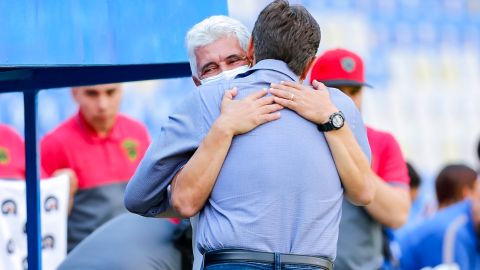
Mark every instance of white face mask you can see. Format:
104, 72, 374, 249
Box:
200, 65, 250, 85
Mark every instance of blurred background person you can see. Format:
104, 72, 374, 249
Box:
309, 48, 410, 270
399, 170, 480, 269
435, 164, 477, 209
0, 123, 25, 179
394, 162, 426, 240
407, 162, 421, 203
383, 161, 424, 270
40, 83, 156, 251
0, 123, 76, 210
394, 163, 477, 269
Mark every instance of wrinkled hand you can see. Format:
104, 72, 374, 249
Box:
217, 87, 283, 136
269, 80, 339, 124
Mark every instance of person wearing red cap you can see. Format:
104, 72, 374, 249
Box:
308, 48, 410, 269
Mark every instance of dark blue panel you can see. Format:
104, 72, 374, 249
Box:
23, 90, 42, 270
0, 63, 191, 92
0, 0, 228, 65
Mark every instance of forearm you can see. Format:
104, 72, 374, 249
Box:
365, 177, 410, 228
171, 119, 233, 217
124, 133, 199, 216
324, 124, 375, 206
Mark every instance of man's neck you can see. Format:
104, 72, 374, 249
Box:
78, 112, 114, 139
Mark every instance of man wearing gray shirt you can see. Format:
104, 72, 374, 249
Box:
126, 1, 374, 269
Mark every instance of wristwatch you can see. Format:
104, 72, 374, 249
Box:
317, 111, 345, 132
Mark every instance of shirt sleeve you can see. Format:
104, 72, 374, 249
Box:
124, 91, 206, 217
376, 133, 410, 187
40, 135, 69, 177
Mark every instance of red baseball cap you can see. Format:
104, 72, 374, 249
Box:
309, 48, 372, 88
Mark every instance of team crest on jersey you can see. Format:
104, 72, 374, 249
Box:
0, 147, 10, 165
122, 139, 139, 162
341, 57, 356, 73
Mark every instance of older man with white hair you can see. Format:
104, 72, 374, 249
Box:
60, 15, 277, 270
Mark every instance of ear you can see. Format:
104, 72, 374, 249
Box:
247, 37, 255, 65
299, 57, 316, 81
192, 76, 201, 87
71, 88, 80, 102
462, 185, 475, 199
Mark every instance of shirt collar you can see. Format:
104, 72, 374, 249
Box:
238, 59, 299, 82
75, 112, 121, 141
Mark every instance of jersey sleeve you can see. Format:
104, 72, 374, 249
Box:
376, 133, 409, 187
124, 91, 207, 217
452, 215, 476, 270
40, 134, 69, 177
454, 239, 474, 270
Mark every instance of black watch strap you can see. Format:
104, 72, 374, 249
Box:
317, 111, 345, 132
317, 122, 335, 132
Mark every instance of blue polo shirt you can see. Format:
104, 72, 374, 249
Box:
125, 59, 370, 259
399, 200, 480, 269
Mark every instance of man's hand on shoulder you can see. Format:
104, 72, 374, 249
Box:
270, 80, 376, 206
215, 87, 283, 137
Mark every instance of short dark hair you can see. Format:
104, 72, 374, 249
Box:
435, 164, 477, 206
252, 0, 320, 75
407, 162, 421, 189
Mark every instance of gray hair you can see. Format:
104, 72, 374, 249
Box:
186, 15, 250, 77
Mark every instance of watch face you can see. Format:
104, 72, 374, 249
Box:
332, 114, 344, 128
